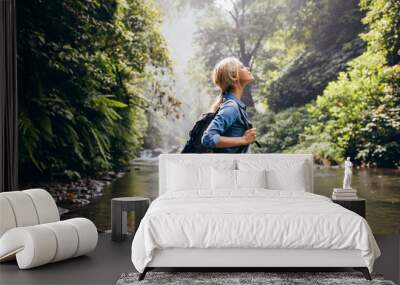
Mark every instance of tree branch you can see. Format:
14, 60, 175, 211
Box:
228, 10, 238, 25
249, 30, 266, 61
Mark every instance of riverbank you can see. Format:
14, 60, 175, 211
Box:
20, 170, 128, 215
19, 148, 172, 215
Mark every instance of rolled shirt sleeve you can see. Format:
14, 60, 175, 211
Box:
201, 101, 239, 148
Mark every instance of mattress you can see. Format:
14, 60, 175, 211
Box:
131, 190, 380, 273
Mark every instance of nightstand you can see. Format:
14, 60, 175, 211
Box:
111, 197, 150, 242
332, 198, 366, 218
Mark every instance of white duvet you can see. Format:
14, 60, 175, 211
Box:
131, 190, 380, 273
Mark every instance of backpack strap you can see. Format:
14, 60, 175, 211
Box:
233, 101, 262, 149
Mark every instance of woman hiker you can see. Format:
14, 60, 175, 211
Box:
201, 56, 256, 153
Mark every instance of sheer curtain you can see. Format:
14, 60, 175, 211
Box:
0, 0, 18, 192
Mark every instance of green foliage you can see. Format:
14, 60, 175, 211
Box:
266, 38, 365, 111
289, 135, 343, 166
252, 107, 313, 153
265, 0, 366, 111
302, 0, 400, 167
17, 0, 179, 181
61, 170, 82, 182
289, 0, 365, 50
360, 0, 400, 65
252, 0, 399, 168
252, 30, 305, 104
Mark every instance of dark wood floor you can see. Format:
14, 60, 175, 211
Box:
0, 233, 133, 285
0, 234, 399, 285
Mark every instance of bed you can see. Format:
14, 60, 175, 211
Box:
131, 153, 381, 281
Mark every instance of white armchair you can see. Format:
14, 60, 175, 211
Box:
0, 189, 98, 269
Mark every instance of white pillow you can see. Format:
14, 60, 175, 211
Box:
236, 169, 268, 189
238, 159, 307, 191
211, 168, 268, 191
267, 166, 306, 191
167, 162, 211, 191
167, 160, 236, 192
211, 168, 236, 191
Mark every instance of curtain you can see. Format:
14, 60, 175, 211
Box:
0, 0, 18, 192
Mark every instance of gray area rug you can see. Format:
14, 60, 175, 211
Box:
116, 271, 396, 285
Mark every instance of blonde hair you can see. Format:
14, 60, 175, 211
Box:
212, 56, 242, 94
209, 57, 242, 112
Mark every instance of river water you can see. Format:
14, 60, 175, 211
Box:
67, 156, 400, 235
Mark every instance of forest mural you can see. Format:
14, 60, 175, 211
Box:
17, 0, 181, 182
17, 0, 399, 234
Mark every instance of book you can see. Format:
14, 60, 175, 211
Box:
333, 192, 357, 197
333, 188, 357, 193
332, 197, 358, 201
332, 187, 359, 200
332, 194, 358, 200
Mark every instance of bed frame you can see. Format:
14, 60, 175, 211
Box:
139, 154, 371, 280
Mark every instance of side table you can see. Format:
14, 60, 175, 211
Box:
332, 198, 366, 218
111, 197, 150, 242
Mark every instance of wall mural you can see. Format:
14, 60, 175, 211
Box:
17, 0, 400, 234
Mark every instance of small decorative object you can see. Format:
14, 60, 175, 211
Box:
332, 157, 358, 200
342, 157, 353, 190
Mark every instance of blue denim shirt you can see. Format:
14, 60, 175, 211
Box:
201, 91, 250, 153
